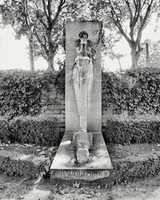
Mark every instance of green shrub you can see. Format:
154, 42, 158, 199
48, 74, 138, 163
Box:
102, 67, 160, 114
103, 120, 160, 144
102, 72, 129, 114
0, 156, 40, 178
9, 115, 64, 146
0, 70, 55, 119
54, 68, 65, 96
0, 117, 10, 143
109, 156, 160, 187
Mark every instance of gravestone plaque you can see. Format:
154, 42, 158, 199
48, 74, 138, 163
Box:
51, 21, 112, 181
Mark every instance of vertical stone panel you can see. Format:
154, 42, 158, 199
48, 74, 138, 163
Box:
65, 21, 102, 132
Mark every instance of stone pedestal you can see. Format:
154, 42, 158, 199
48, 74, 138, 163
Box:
50, 21, 112, 181
50, 132, 112, 180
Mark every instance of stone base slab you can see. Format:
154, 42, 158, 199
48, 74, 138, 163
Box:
51, 169, 110, 181
50, 132, 112, 181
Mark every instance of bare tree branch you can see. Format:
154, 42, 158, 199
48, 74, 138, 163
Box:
34, 28, 48, 54
108, 0, 131, 43
42, 0, 49, 19
124, 0, 133, 23
47, 0, 51, 20
136, 0, 154, 43
51, 0, 65, 27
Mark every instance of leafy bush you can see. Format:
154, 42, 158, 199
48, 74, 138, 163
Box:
9, 115, 64, 146
0, 70, 55, 119
109, 155, 160, 187
0, 114, 64, 146
103, 120, 160, 144
102, 67, 160, 114
54, 68, 65, 96
0, 156, 40, 178
102, 72, 129, 114
0, 117, 10, 143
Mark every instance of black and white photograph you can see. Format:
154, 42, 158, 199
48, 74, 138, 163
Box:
0, 0, 160, 199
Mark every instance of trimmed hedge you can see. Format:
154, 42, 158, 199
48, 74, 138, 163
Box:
108, 154, 160, 187
102, 67, 160, 114
103, 120, 160, 145
0, 115, 64, 146
1, 116, 160, 146
0, 67, 160, 118
0, 70, 56, 119
9, 116, 64, 146
0, 117, 10, 143
0, 156, 39, 178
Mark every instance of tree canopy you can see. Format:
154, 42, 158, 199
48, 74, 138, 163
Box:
90, 0, 157, 69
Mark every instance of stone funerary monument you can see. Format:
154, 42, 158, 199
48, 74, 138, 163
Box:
51, 21, 112, 181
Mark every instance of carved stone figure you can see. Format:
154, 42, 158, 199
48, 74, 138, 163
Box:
72, 31, 95, 131
72, 31, 96, 164
51, 22, 112, 181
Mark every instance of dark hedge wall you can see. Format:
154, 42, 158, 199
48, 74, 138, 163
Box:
102, 67, 160, 115
0, 67, 160, 118
103, 120, 160, 145
0, 116, 64, 146
0, 116, 160, 146
0, 70, 65, 119
0, 71, 54, 119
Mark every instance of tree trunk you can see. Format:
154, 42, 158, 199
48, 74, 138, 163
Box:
28, 34, 34, 71
47, 54, 54, 71
146, 43, 150, 67
47, 31, 55, 71
130, 46, 139, 69
116, 57, 122, 72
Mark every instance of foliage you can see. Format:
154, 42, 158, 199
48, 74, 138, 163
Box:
109, 154, 160, 187
0, 0, 66, 70
138, 40, 160, 68
91, 0, 156, 69
54, 68, 65, 96
102, 72, 128, 114
0, 115, 64, 146
102, 68, 160, 114
0, 0, 88, 70
0, 68, 160, 119
0, 117, 10, 143
0, 70, 55, 119
9, 115, 64, 146
103, 119, 160, 144
0, 156, 39, 178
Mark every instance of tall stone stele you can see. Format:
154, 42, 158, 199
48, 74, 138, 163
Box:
51, 21, 112, 181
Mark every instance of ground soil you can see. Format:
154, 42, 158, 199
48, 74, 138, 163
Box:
1, 143, 160, 199
1, 174, 160, 200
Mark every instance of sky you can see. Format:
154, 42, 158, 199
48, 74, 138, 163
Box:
0, 26, 48, 71
0, 14, 160, 72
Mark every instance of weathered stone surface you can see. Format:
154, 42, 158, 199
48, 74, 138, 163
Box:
51, 21, 112, 181
65, 21, 102, 132
72, 130, 93, 164
50, 132, 112, 181
51, 169, 110, 181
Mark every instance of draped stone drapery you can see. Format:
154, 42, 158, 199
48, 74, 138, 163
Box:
73, 55, 93, 131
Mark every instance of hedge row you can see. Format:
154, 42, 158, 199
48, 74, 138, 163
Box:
0, 156, 39, 178
1, 67, 160, 117
0, 116, 64, 146
1, 116, 160, 146
103, 120, 160, 145
107, 154, 160, 187
102, 67, 160, 114
0, 70, 64, 119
